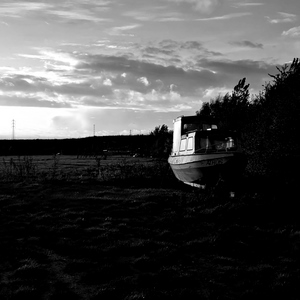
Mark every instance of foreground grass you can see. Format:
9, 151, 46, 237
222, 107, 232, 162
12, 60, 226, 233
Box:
1, 174, 300, 299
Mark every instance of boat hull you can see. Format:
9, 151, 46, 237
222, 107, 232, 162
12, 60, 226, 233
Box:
168, 152, 245, 184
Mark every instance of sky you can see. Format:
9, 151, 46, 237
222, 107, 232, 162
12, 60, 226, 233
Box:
0, 0, 299, 139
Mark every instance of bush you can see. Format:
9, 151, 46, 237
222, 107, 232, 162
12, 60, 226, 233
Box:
197, 58, 300, 183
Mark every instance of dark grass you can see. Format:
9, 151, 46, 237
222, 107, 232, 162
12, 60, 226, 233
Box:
0, 155, 175, 187
1, 157, 300, 299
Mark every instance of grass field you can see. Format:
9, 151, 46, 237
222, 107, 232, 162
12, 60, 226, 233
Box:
0, 155, 171, 185
1, 155, 300, 299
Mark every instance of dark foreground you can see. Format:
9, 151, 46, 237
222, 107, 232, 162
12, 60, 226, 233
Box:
1, 178, 300, 300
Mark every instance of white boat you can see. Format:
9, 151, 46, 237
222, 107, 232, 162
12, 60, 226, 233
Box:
168, 115, 246, 187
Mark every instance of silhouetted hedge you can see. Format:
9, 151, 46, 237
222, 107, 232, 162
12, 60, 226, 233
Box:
197, 58, 300, 183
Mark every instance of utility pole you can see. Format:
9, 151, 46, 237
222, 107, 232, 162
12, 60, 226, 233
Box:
12, 119, 15, 140
93, 124, 95, 137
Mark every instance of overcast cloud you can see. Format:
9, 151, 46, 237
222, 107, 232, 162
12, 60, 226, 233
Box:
0, 0, 298, 138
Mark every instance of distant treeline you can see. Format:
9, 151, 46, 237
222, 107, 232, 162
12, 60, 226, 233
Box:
0, 135, 152, 157
197, 58, 300, 182
0, 129, 172, 158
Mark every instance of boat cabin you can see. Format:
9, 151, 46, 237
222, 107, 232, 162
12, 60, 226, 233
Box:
171, 115, 238, 156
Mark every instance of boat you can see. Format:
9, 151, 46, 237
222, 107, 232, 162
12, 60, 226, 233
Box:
168, 115, 246, 187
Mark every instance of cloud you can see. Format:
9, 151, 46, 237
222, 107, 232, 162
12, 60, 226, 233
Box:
82, 88, 195, 112
180, 41, 204, 50
76, 52, 277, 98
0, 68, 115, 109
196, 12, 251, 21
47, 9, 111, 23
157, 17, 185, 22
196, 58, 277, 89
159, 39, 181, 50
18, 49, 83, 85
156, 39, 206, 51
138, 77, 150, 86
230, 40, 264, 49
0, 94, 72, 108
143, 46, 176, 57
20, 49, 79, 66
0, 2, 52, 16
106, 24, 142, 36
0, 75, 36, 92
266, 12, 297, 24
142, 40, 222, 62
233, 2, 264, 7
166, 0, 219, 13
76, 53, 218, 95
123, 10, 185, 22
123, 11, 156, 21
1, 43, 278, 113
103, 78, 112, 86
282, 26, 300, 37
52, 115, 86, 131
0, 1, 112, 23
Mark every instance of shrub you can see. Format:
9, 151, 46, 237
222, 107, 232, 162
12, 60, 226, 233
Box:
197, 58, 300, 183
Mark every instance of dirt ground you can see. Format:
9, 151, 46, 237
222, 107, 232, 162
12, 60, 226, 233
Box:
1, 157, 300, 299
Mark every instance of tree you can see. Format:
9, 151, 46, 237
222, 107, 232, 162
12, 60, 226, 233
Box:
196, 60, 300, 182
150, 124, 172, 158
244, 58, 300, 178
150, 124, 169, 137
197, 77, 251, 132
232, 77, 250, 104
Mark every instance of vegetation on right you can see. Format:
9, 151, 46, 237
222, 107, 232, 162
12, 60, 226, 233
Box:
196, 58, 300, 192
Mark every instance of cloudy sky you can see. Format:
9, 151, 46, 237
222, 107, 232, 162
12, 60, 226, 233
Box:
0, 0, 299, 139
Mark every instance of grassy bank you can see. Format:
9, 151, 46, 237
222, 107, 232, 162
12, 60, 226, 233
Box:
0, 155, 176, 187
0, 156, 299, 299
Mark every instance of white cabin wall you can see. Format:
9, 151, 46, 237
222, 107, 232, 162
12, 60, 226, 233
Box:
172, 118, 182, 155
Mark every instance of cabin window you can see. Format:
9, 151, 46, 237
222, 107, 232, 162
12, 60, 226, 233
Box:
179, 138, 186, 151
197, 137, 212, 152
187, 137, 193, 151
194, 135, 208, 153
215, 140, 226, 151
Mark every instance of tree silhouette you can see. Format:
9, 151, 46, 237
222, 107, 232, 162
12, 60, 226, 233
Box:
196, 59, 300, 181
150, 124, 169, 137
244, 58, 300, 178
197, 77, 250, 132
150, 124, 172, 158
